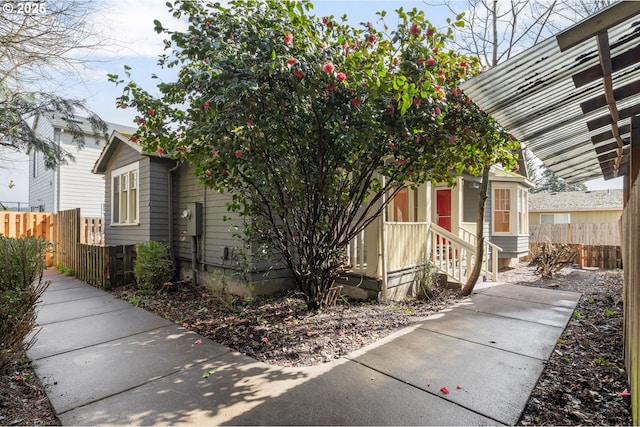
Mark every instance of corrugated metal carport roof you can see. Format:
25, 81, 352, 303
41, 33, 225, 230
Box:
460, 1, 640, 184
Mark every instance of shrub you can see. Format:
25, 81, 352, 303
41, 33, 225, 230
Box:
0, 236, 50, 373
414, 256, 438, 300
133, 241, 172, 292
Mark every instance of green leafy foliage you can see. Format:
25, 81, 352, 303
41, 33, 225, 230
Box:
0, 236, 50, 373
133, 241, 173, 292
112, 0, 518, 309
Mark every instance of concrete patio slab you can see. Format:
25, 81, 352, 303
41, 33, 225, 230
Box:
419, 307, 564, 360
43, 274, 87, 291
28, 306, 174, 360
36, 285, 108, 305
62, 352, 499, 426
34, 325, 231, 414
35, 294, 133, 325
31, 271, 579, 426
476, 283, 581, 308
458, 293, 576, 328
350, 327, 544, 426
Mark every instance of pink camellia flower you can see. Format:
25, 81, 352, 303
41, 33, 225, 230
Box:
460, 61, 468, 68
147, 108, 154, 116
336, 72, 346, 82
286, 57, 297, 66
513, 164, 520, 172
326, 82, 337, 92
137, 117, 145, 125
322, 62, 335, 74
426, 28, 435, 37
204, 101, 211, 110
157, 147, 165, 155
246, 120, 253, 126
294, 70, 303, 78
368, 34, 376, 44
397, 158, 405, 165
14, 376, 23, 382
413, 97, 421, 106
204, 169, 212, 176
351, 98, 361, 107
178, 146, 185, 152
434, 106, 442, 115
322, 16, 332, 27
221, 170, 228, 175
284, 32, 293, 45
261, 337, 269, 343
129, 136, 138, 143
426, 57, 436, 66
465, 96, 472, 104
410, 23, 420, 36
440, 386, 450, 395
452, 87, 461, 96
212, 150, 220, 158
119, 104, 127, 109
235, 149, 242, 158
386, 104, 395, 115
417, 58, 426, 65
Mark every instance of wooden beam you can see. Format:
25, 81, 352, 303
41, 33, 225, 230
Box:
556, 1, 640, 52
580, 81, 640, 114
572, 44, 640, 88
631, 115, 640, 188
587, 103, 640, 131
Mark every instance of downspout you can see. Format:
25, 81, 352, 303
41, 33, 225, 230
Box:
167, 162, 180, 280
380, 175, 388, 304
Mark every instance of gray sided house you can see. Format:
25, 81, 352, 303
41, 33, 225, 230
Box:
93, 131, 291, 295
29, 114, 135, 216
94, 131, 532, 299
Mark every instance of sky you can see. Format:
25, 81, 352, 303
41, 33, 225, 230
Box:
0, 0, 623, 206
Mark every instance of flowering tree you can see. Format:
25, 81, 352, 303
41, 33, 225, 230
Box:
111, 0, 517, 309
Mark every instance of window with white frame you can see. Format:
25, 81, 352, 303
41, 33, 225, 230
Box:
540, 213, 570, 224
517, 188, 528, 234
111, 163, 139, 225
492, 184, 529, 235
493, 187, 511, 233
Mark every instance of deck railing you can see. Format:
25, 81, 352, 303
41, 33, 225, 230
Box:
346, 219, 501, 284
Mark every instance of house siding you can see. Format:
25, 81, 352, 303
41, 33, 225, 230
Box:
491, 235, 529, 258
103, 143, 149, 246
530, 210, 622, 224
58, 136, 106, 217
172, 164, 243, 267
28, 119, 55, 212
148, 159, 174, 242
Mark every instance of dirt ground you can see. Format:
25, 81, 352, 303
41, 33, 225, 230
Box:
0, 262, 632, 425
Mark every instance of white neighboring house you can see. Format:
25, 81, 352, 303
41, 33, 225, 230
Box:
29, 115, 136, 216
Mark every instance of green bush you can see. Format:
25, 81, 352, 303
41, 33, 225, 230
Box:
133, 241, 173, 292
0, 236, 50, 373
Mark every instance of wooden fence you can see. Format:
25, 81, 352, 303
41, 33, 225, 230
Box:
1, 208, 133, 289
528, 242, 622, 269
529, 222, 620, 246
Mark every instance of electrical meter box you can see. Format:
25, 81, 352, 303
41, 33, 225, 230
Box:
186, 202, 202, 236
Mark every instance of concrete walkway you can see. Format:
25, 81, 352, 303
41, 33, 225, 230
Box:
29, 270, 581, 426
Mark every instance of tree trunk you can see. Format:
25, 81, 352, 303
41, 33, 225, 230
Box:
461, 164, 491, 296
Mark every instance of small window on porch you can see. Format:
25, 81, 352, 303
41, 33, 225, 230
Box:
389, 187, 419, 222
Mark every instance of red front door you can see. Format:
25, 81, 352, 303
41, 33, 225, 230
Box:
436, 189, 452, 231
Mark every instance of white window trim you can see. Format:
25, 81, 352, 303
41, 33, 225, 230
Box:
540, 213, 571, 225
492, 184, 529, 236
110, 162, 140, 226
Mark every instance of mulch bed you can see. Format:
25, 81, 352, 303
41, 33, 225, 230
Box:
1, 263, 632, 425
